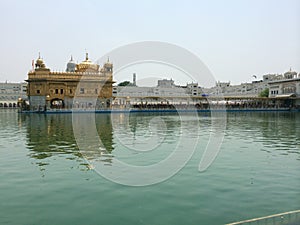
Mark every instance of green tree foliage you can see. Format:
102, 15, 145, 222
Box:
259, 88, 269, 97
118, 81, 134, 86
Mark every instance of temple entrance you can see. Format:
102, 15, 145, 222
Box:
50, 98, 64, 109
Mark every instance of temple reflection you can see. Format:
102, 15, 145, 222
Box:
19, 112, 184, 171
18, 111, 300, 173
19, 113, 114, 170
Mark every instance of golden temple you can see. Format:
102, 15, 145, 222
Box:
25, 53, 114, 111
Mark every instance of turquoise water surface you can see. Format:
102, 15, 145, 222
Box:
0, 109, 299, 225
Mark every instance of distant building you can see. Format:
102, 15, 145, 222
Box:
186, 82, 203, 96
205, 79, 269, 97
25, 53, 114, 111
157, 78, 174, 87
263, 74, 283, 82
203, 71, 299, 98
0, 82, 27, 108
112, 70, 300, 108
269, 70, 300, 98
113, 78, 192, 105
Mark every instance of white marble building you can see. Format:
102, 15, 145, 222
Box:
0, 82, 27, 107
269, 70, 300, 97
112, 79, 193, 106
112, 70, 300, 107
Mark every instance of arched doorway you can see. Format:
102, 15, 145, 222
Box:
50, 98, 64, 109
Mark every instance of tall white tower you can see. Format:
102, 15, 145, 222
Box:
133, 73, 136, 86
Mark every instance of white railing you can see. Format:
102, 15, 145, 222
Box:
227, 209, 300, 225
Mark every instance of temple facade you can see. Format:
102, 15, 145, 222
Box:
25, 53, 114, 111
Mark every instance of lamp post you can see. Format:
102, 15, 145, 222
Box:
18, 97, 23, 112
46, 95, 50, 111
126, 96, 130, 108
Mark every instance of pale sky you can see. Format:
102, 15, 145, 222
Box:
0, 0, 299, 86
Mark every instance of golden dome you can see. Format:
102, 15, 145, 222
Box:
35, 53, 47, 69
36, 58, 44, 65
76, 53, 99, 72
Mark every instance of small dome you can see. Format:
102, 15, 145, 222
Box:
66, 56, 77, 72
36, 58, 44, 65
103, 57, 113, 73
104, 59, 113, 67
36, 58, 44, 67
35, 53, 47, 69
284, 68, 297, 79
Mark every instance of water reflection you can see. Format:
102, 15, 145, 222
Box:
110, 112, 183, 153
18, 111, 300, 172
20, 112, 196, 171
72, 112, 190, 170
225, 112, 300, 156
18, 113, 114, 169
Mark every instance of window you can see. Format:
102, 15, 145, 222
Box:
70, 89, 73, 94
60, 89, 63, 94
80, 88, 85, 94
37, 90, 40, 94
55, 89, 58, 94
95, 88, 98, 94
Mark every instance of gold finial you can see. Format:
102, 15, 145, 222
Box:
86, 52, 88, 60
107, 56, 110, 62
38, 52, 41, 59
71, 55, 73, 61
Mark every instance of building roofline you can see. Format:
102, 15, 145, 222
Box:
268, 78, 300, 84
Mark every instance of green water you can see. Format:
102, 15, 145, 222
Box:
0, 109, 299, 225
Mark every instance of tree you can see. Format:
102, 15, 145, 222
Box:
259, 88, 269, 97
118, 81, 134, 86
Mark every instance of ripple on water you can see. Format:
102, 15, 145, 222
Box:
0, 111, 300, 225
